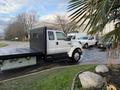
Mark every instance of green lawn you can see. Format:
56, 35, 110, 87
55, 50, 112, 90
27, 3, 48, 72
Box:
0, 43, 8, 47
0, 65, 96, 90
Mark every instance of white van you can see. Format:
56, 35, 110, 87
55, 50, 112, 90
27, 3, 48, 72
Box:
67, 33, 97, 48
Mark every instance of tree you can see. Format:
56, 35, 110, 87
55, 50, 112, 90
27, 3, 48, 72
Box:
68, 0, 120, 46
54, 15, 79, 34
5, 21, 26, 41
5, 12, 39, 41
16, 12, 38, 39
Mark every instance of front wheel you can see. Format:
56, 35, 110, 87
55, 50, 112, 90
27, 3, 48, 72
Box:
84, 43, 88, 49
71, 49, 82, 63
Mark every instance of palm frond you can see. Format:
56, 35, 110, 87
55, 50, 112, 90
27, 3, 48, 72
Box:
68, 0, 120, 46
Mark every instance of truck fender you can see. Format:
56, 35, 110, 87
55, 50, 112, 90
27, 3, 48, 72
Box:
67, 46, 82, 57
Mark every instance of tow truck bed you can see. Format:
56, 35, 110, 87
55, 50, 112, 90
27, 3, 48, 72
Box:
0, 27, 47, 71
0, 48, 42, 60
0, 48, 42, 71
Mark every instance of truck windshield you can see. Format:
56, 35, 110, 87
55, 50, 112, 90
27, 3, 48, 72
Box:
56, 32, 67, 40
78, 36, 88, 40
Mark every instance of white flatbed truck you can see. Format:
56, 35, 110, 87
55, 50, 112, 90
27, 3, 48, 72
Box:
0, 27, 82, 71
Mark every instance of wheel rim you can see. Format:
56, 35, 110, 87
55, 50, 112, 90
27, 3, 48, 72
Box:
74, 53, 80, 61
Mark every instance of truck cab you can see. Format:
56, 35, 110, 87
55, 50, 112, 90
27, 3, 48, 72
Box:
47, 30, 71, 54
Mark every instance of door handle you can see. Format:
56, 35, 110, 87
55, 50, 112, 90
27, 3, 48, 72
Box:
56, 42, 58, 45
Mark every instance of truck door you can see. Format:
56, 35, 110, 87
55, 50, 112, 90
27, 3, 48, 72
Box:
47, 31, 56, 54
55, 31, 71, 53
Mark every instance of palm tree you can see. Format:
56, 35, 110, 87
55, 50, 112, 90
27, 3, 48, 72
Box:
68, 0, 120, 46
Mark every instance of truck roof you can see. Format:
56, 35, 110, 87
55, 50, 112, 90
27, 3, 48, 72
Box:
31, 27, 63, 32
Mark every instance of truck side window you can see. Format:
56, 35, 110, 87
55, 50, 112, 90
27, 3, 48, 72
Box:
48, 31, 55, 40
56, 32, 66, 40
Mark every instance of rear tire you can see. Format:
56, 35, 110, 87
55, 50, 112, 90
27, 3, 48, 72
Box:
71, 49, 82, 63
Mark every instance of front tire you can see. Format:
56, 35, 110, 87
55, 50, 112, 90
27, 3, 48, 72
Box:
84, 43, 88, 49
71, 49, 82, 63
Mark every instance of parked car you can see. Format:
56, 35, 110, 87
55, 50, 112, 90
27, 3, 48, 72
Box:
67, 33, 97, 48
97, 40, 112, 49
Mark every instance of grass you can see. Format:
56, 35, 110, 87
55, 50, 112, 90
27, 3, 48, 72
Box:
0, 65, 96, 90
0, 43, 8, 47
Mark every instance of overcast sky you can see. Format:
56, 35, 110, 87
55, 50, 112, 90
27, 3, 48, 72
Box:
0, 0, 69, 33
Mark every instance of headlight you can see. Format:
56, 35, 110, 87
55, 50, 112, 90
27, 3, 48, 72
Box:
100, 44, 103, 47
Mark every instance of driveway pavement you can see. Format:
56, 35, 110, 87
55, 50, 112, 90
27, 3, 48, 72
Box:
81, 47, 120, 64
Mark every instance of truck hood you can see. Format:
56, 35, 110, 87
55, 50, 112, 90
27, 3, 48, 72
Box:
70, 41, 82, 48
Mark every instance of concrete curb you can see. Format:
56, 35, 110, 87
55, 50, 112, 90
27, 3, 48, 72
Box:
71, 71, 82, 90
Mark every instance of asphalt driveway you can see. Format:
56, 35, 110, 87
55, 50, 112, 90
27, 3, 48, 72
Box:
81, 46, 120, 64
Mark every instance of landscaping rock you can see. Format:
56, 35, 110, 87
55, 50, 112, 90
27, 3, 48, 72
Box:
95, 65, 109, 73
79, 71, 105, 89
